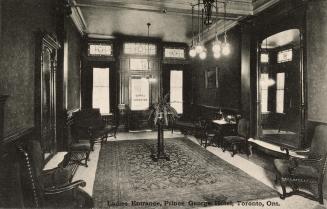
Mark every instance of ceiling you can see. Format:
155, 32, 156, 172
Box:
70, 0, 280, 43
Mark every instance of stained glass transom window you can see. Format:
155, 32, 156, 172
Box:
124, 43, 156, 55
277, 49, 292, 63
88, 43, 112, 56
164, 48, 185, 59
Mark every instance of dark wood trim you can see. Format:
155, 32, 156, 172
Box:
162, 59, 190, 65
195, 104, 240, 113
1, 127, 34, 147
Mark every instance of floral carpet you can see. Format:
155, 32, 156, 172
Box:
93, 138, 277, 208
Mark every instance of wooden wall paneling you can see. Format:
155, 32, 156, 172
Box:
34, 33, 61, 161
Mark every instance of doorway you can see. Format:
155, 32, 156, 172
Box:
92, 67, 110, 115
257, 29, 305, 148
170, 70, 183, 114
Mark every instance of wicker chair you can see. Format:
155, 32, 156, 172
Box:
17, 140, 93, 208
273, 125, 327, 204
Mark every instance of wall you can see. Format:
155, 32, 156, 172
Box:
65, 18, 82, 111
307, 0, 327, 123
0, 0, 57, 135
192, 26, 242, 113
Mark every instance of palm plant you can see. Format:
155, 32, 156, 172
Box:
148, 93, 179, 161
148, 93, 179, 127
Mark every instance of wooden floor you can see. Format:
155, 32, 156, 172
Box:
45, 131, 327, 209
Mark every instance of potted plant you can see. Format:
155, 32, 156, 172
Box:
148, 93, 179, 161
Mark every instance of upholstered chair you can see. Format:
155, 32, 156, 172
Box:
72, 108, 113, 150
17, 140, 93, 208
274, 125, 327, 204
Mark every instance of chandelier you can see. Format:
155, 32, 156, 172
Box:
189, 0, 231, 60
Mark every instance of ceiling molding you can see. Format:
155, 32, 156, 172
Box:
198, 0, 280, 45
70, 1, 88, 35
253, 0, 280, 15
88, 33, 116, 39
75, 0, 252, 18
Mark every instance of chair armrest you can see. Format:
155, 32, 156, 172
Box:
42, 167, 59, 176
44, 180, 86, 195
280, 146, 291, 156
281, 146, 311, 159
290, 156, 323, 169
294, 148, 310, 155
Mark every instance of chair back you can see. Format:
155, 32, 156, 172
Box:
72, 108, 105, 139
308, 125, 327, 176
237, 118, 249, 138
17, 140, 45, 207
74, 108, 103, 127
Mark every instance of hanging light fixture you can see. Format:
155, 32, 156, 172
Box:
212, 0, 221, 58
147, 23, 156, 83
194, 0, 204, 55
189, 0, 220, 60
203, 0, 215, 25
147, 22, 151, 70
221, 1, 230, 56
189, 5, 197, 58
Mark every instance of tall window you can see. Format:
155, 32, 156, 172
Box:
170, 71, 183, 114
260, 73, 269, 113
93, 68, 110, 114
276, 73, 285, 113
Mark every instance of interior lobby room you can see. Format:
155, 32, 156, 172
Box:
1, 0, 327, 208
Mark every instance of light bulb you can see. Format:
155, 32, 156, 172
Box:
222, 42, 231, 56
195, 44, 203, 54
189, 48, 196, 57
214, 52, 221, 59
199, 51, 207, 60
212, 41, 221, 53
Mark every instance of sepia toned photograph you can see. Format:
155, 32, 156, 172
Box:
0, 0, 327, 208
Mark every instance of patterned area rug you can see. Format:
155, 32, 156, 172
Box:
93, 138, 277, 208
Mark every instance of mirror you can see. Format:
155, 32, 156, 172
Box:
257, 29, 303, 148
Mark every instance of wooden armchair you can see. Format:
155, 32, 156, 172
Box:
222, 118, 250, 157
17, 140, 93, 208
72, 108, 113, 150
273, 125, 327, 204
199, 120, 218, 148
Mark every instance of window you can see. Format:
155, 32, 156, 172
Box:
93, 68, 110, 114
260, 53, 269, 63
260, 73, 269, 113
276, 73, 285, 113
277, 49, 292, 63
130, 77, 150, 111
130, 58, 150, 71
124, 43, 156, 55
164, 48, 185, 59
170, 71, 183, 114
88, 43, 112, 56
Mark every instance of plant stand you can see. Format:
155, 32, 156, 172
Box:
151, 123, 170, 161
